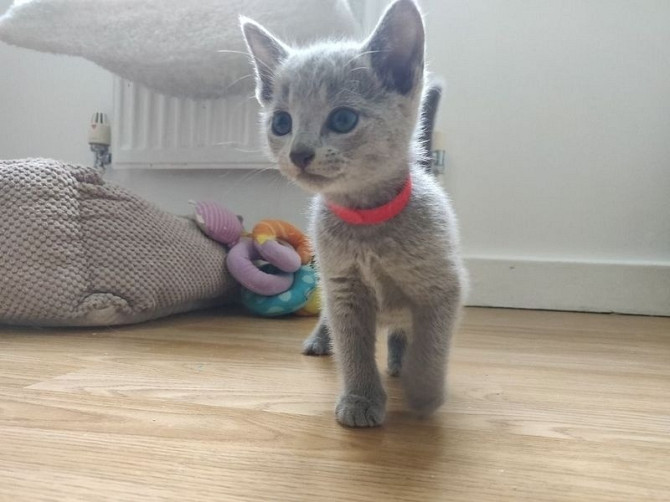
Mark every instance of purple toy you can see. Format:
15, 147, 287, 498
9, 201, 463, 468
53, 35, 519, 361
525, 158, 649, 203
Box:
226, 237, 294, 295
193, 201, 244, 246
193, 201, 303, 296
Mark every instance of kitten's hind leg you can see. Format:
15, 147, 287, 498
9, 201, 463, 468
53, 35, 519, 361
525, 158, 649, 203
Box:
302, 315, 332, 356
387, 329, 407, 377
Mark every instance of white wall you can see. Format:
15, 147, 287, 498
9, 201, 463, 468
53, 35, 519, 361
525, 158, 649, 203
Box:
1, 0, 668, 314
424, 0, 670, 264
105, 168, 311, 225
421, 0, 670, 314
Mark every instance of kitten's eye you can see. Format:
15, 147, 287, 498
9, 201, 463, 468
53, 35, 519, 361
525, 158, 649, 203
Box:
271, 111, 292, 136
327, 108, 359, 134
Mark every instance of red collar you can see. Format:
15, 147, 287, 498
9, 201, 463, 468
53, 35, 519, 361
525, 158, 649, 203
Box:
326, 176, 412, 225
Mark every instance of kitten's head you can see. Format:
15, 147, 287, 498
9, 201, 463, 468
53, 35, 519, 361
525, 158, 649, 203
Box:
241, 0, 425, 197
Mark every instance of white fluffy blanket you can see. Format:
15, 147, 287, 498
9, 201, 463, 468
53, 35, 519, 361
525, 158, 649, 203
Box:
0, 0, 359, 98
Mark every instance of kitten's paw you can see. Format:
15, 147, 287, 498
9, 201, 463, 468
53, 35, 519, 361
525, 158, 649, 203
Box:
335, 393, 386, 428
406, 392, 445, 418
302, 333, 332, 356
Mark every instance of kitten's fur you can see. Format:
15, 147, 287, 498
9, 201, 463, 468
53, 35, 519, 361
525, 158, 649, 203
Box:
242, 0, 465, 427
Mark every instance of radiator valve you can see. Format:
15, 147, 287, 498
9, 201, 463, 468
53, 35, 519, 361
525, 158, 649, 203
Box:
88, 112, 112, 170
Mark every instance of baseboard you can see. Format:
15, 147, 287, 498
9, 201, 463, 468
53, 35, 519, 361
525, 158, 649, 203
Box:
464, 257, 670, 316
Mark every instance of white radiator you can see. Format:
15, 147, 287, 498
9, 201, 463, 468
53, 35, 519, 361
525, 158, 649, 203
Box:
112, 78, 267, 169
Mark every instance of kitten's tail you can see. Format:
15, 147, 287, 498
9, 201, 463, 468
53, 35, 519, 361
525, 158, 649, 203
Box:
416, 81, 443, 174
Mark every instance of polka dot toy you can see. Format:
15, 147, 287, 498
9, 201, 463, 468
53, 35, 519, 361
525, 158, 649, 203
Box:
241, 265, 318, 317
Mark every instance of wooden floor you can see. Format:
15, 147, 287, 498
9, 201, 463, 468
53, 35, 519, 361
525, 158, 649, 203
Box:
0, 308, 668, 501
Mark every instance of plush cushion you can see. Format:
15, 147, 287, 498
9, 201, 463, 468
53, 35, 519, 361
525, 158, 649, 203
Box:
0, 158, 237, 326
0, 0, 359, 98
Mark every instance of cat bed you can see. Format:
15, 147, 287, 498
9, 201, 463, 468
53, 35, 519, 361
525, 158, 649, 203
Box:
0, 158, 238, 327
0, 0, 359, 99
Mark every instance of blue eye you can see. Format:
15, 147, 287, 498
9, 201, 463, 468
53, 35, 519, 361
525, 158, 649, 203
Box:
271, 111, 292, 136
327, 108, 359, 134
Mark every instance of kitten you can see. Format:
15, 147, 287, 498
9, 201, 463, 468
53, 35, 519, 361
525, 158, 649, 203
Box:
241, 0, 466, 427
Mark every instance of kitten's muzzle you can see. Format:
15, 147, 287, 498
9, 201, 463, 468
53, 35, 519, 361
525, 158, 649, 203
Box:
290, 147, 316, 170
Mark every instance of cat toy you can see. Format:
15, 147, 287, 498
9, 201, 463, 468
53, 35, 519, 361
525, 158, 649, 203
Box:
193, 201, 320, 317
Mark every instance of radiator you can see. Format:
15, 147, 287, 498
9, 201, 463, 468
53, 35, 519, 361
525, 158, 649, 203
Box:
112, 78, 267, 169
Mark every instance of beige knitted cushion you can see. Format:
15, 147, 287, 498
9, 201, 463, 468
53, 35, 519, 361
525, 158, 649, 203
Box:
0, 158, 237, 326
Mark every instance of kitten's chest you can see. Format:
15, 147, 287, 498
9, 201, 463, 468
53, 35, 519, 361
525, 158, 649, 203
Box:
358, 252, 410, 314
365, 264, 412, 329
319, 221, 408, 296
318, 223, 413, 328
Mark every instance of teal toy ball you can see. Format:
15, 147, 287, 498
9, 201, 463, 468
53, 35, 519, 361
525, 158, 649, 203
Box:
241, 265, 318, 317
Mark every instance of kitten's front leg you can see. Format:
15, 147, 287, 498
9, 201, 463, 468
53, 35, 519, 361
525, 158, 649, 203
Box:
327, 274, 386, 427
302, 315, 332, 356
403, 288, 461, 417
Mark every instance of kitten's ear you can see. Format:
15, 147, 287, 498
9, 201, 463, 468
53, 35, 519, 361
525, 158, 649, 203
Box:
240, 17, 289, 103
364, 0, 424, 95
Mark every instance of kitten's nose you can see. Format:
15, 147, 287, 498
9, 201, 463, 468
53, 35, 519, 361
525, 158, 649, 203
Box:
290, 148, 315, 170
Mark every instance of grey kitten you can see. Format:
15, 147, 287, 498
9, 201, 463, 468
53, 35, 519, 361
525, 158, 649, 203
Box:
241, 0, 466, 427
